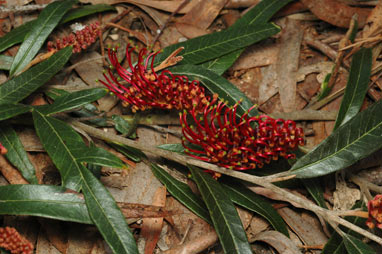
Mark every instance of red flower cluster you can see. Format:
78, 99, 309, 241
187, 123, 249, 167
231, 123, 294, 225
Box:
99, 46, 214, 112
180, 101, 304, 171
100, 46, 304, 174
0, 142, 6, 154
47, 22, 101, 53
0, 227, 33, 254
366, 195, 382, 229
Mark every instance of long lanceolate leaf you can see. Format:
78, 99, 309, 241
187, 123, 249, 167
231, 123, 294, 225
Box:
154, 23, 279, 66
290, 100, 382, 178
221, 180, 289, 237
0, 104, 30, 121
202, 0, 293, 74
343, 234, 375, 254
189, 165, 252, 254
333, 48, 372, 130
9, 0, 76, 76
0, 185, 92, 224
79, 164, 138, 254
0, 125, 38, 184
151, 163, 211, 224
170, 65, 258, 116
0, 47, 72, 105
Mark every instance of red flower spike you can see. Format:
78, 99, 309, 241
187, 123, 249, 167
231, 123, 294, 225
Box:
47, 22, 101, 53
367, 195, 382, 229
99, 45, 216, 113
0, 227, 34, 254
0, 142, 7, 154
180, 101, 304, 171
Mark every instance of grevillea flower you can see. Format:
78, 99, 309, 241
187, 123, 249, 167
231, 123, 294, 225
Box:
180, 101, 304, 171
0, 142, 6, 154
99, 45, 215, 112
366, 195, 382, 229
47, 22, 101, 53
0, 227, 33, 254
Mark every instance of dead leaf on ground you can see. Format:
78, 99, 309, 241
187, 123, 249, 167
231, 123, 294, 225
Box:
253, 230, 302, 254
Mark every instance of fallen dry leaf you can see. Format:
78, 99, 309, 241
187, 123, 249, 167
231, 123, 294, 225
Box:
253, 230, 302, 254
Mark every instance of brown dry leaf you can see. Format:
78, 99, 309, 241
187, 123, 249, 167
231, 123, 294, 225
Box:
175, 23, 209, 39
278, 207, 328, 253
258, 64, 278, 106
0, 156, 28, 184
248, 215, 269, 239
79, 0, 197, 14
362, 0, 382, 39
118, 203, 175, 218
333, 178, 361, 211
225, 0, 260, 8
276, 18, 304, 112
141, 186, 167, 254
67, 226, 105, 254
178, 0, 228, 30
36, 229, 61, 254
39, 220, 68, 254
300, 0, 370, 28
253, 230, 302, 254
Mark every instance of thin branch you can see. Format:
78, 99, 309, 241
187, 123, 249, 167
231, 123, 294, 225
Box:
68, 119, 382, 245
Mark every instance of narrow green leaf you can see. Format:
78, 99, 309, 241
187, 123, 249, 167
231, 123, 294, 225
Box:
0, 20, 36, 53
188, 165, 252, 254
79, 164, 138, 254
333, 48, 372, 130
157, 143, 185, 153
151, 163, 211, 224
0, 184, 92, 224
109, 143, 144, 163
0, 104, 30, 121
343, 234, 375, 254
0, 125, 38, 184
0, 55, 13, 70
301, 179, 327, 208
77, 146, 126, 169
37, 88, 108, 115
202, 0, 293, 74
9, 0, 76, 76
221, 180, 289, 237
154, 23, 279, 66
170, 64, 257, 116
32, 110, 85, 191
112, 114, 137, 137
290, 100, 382, 178
61, 4, 116, 23
0, 47, 72, 105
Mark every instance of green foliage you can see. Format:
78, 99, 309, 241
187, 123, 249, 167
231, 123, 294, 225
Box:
9, 0, 77, 76
0, 55, 13, 70
189, 165, 252, 254
0, 125, 38, 184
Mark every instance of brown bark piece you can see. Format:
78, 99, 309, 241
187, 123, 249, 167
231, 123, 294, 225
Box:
141, 186, 167, 254
276, 18, 304, 112
179, 0, 228, 30
300, 0, 370, 28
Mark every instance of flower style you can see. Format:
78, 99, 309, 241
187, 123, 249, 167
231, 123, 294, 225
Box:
366, 194, 382, 229
0, 227, 33, 254
47, 22, 101, 53
99, 45, 215, 112
180, 101, 304, 171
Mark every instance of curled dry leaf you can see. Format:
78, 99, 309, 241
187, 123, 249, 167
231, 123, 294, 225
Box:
300, 0, 370, 28
253, 230, 302, 254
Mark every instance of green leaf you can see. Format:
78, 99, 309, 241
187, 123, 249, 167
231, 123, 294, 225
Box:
317, 73, 332, 101
112, 114, 137, 137
343, 234, 375, 254
188, 165, 252, 254
151, 163, 211, 224
77, 146, 126, 169
61, 4, 116, 23
154, 23, 279, 66
301, 178, 327, 208
202, 0, 293, 74
0, 125, 38, 184
0, 184, 92, 224
37, 88, 108, 115
0, 104, 30, 121
0, 55, 13, 70
0, 47, 72, 105
79, 163, 138, 254
32, 110, 86, 191
109, 143, 144, 163
9, 0, 76, 76
221, 180, 289, 237
290, 100, 382, 178
333, 48, 372, 130
0, 20, 36, 53
170, 64, 257, 116
157, 143, 185, 153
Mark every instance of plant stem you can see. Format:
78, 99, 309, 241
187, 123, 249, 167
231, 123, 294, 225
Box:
68, 119, 382, 245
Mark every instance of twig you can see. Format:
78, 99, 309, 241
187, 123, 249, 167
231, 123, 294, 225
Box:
0, 4, 47, 13
151, 0, 190, 46
153, 47, 184, 72
350, 174, 382, 199
269, 109, 337, 121
305, 31, 338, 61
68, 119, 382, 245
